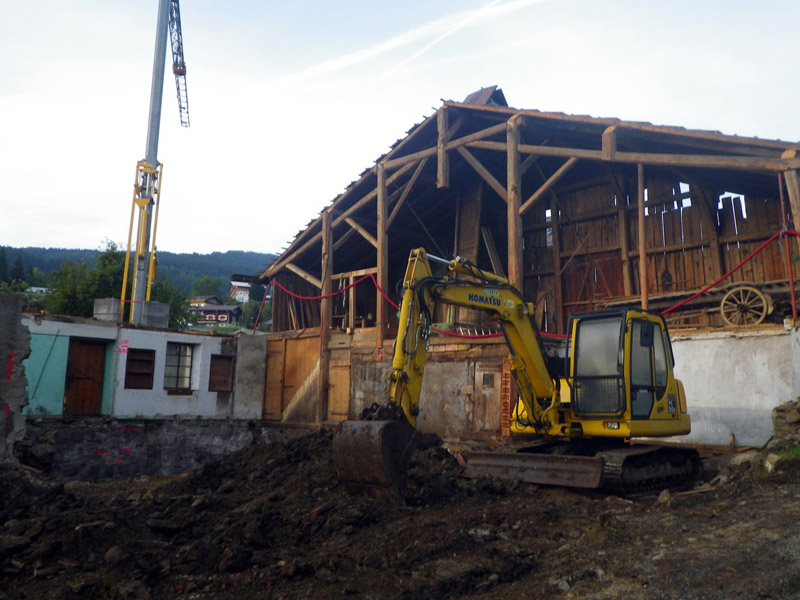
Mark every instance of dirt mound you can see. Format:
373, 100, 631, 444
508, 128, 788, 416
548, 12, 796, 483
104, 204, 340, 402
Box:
2, 431, 800, 599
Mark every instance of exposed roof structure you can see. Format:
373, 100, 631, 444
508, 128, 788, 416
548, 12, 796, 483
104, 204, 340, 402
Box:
260, 87, 800, 334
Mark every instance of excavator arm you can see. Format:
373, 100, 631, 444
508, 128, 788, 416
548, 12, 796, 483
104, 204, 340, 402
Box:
334, 248, 563, 500
384, 248, 559, 432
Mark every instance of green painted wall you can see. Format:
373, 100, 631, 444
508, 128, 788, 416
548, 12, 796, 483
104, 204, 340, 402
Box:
24, 333, 69, 416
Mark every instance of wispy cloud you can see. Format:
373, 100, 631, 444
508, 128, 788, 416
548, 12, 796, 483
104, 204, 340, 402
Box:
271, 0, 548, 87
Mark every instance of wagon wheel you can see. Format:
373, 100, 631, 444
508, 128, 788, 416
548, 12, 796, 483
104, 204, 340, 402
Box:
719, 285, 772, 326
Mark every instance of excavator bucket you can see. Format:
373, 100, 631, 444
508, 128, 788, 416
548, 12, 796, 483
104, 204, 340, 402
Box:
333, 420, 420, 502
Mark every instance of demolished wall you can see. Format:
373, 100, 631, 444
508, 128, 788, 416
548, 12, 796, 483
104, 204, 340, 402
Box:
0, 294, 30, 462
350, 341, 507, 440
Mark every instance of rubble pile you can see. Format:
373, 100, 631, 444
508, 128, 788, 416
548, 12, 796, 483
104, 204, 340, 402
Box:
2, 429, 800, 600
772, 397, 800, 445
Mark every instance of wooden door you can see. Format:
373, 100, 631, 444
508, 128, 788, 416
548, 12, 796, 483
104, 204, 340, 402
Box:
327, 355, 351, 422
64, 339, 106, 417
262, 336, 321, 421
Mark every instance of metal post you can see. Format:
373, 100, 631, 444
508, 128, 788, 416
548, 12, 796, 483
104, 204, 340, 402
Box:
779, 174, 797, 321
132, 0, 170, 324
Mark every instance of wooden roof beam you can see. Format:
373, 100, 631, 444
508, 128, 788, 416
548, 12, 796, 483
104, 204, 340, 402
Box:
386, 156, 428, 230
467, 140, 800, 172
264, 160, 418, 278
456, 146, 508, 203
384, 121, 507, 171
443, 101, 800, 151
519, 157, 579, 216
285, 263, 321, 289
344, 217, 378, 248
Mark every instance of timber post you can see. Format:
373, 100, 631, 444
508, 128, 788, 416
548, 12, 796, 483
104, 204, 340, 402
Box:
638, 163, 648, 310
376, 163, 389, 350
507, 115, 523, 287
319, 209, 332, 422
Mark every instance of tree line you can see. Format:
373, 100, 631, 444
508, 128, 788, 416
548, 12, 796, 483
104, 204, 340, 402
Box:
0, 243, 275, 329
0, 245, 275, 294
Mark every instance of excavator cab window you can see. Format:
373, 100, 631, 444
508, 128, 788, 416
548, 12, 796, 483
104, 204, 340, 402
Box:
571, 315, 625, 417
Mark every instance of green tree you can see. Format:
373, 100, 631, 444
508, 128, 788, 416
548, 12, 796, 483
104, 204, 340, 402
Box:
151, 276, 190, 328
241, 297, 272, 331
249, 282, 267, 303
191, 275, 226, 300
45, 261, 94, 316
92, 240, 126, 299
45, 241, 128, 317
0, 247, 7, 283
10, 253, 24, 283
26, 266, 47, 287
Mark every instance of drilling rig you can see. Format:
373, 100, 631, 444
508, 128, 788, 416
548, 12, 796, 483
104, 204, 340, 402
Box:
120, 0, 190, 323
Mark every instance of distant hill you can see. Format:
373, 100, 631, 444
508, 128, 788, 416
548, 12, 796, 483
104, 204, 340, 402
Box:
4, 246, 277, 294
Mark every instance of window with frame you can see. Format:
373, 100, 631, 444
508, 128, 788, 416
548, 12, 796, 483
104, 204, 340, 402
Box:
164, 343, 194, 391
125, 348, 155, 389
208, 354, 234, 392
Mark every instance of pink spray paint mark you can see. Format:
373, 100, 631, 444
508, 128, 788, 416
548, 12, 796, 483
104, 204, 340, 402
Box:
6, 350, 13, 381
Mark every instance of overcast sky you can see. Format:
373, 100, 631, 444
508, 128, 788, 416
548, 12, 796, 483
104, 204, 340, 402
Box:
2, 0, 799, 255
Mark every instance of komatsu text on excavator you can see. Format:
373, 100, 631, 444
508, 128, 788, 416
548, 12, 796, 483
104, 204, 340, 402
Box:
333, 248, 701, 500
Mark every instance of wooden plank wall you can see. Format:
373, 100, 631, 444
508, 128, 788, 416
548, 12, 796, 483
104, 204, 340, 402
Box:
524, 173, 795, 330
272, 273, 321, 332
554, 181, 622, 324
522, 192, 556, 331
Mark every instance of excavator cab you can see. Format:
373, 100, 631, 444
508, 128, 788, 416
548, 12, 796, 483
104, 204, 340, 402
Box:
569, 309, 690, 438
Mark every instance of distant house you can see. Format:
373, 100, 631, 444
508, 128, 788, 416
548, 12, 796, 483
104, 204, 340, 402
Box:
188, 302, 243, 326
189, 296, 223, 308
229, 273, 256, 304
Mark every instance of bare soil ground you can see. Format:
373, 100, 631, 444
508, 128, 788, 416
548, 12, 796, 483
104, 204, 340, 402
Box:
2, 429, 800, 600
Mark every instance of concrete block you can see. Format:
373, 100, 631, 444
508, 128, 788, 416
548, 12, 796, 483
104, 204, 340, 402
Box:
141, 301, 170, 328
93, 298, 122, 322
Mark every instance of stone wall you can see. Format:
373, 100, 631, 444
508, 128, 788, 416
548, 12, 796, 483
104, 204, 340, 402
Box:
771, 398, 800, 446
15, 418, 311, 481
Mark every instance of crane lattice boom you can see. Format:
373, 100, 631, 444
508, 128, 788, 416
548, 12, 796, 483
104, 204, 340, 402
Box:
168, 0, 189, 127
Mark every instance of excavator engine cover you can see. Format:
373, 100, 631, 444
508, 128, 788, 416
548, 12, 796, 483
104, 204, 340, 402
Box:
333, 420, 420, 502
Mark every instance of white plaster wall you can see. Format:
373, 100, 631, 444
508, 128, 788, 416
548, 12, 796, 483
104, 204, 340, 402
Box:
112, 329, 227, 418
672, 329, 793, 447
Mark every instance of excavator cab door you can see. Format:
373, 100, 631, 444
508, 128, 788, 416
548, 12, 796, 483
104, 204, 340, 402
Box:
569, 313, 626, 418
627, 318, 670, 419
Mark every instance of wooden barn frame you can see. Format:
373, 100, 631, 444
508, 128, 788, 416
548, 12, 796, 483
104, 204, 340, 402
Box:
257, 87, 800, 423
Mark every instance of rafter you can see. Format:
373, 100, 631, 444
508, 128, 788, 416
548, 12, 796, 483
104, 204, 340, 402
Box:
456, 146, 508, 202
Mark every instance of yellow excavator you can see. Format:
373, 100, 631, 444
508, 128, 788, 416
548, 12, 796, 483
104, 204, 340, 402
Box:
333, 248, 701, 500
